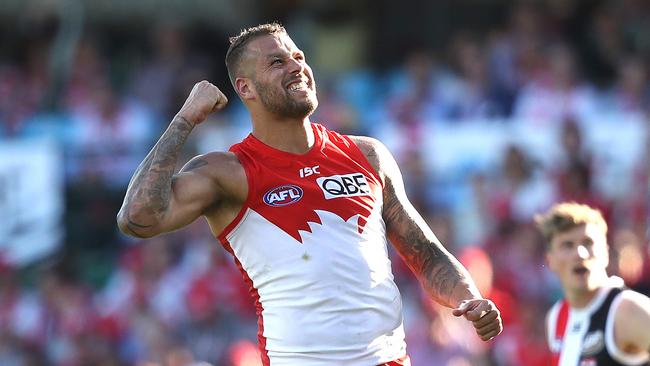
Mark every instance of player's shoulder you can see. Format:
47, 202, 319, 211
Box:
347, 135, 384, 153
347, 135, 391, 175
613, 289, 650, 336
203, 151, 242, 167
615, 289, 650, 319
347, 135, 394, 164
612, 289, 650, 355
181, 151, 247, 199
184, 151, 241, 168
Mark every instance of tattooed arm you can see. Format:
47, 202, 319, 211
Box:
356, 137, 480, 306
117, 81, 229, 238
352, 136, 503, 341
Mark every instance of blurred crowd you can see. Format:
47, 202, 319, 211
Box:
1, 0, 650, 365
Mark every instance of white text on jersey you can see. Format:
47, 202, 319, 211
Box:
299, 165, 320, 178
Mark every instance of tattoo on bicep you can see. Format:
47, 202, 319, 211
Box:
365, 148, 379, 168
181, 159, 208, 172
355, 138, 383, 184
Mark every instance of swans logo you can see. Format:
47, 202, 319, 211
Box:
263, 185, 303, 206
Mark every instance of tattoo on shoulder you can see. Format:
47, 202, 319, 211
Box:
182, 159, 208, 172
352, 137, 382, 177
365, 144, 379, 163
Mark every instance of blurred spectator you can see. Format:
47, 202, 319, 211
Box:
447, 32, 508, 119
610, 228, 650, 294
492, 297, 552, 366
552, 119, 613, 220
129, 21, 192, 121
513, 43, 599, 126
610, 55, 650, 117
0, 41, 50, 136
311, 79, 359, 134
487, 144, 555, 224
226, 340, 262, 366
457, 246, 551, 366
39, 260, 98, 365
67, 78, 155, 187
0, 256, 45, 365
376, 49, 457, 158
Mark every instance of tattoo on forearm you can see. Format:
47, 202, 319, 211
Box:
378, 154, 472, 306
351, 136, 475, 306
122, 116, 194, 227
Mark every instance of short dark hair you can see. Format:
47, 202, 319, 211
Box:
225, 22, 286, 87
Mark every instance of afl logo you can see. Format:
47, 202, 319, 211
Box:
263, 185, 303, 206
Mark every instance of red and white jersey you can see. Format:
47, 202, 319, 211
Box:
218, 123, 407, 366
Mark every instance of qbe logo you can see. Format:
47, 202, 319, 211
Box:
263, 185, 303, 206
316, 173, 370, 200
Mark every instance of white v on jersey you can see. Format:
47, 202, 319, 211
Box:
218, 123, 407, 366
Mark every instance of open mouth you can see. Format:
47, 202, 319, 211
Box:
286, 79, 311, 93
572, 266, 589, 275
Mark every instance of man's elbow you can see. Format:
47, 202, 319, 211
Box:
116, 209, 159, 239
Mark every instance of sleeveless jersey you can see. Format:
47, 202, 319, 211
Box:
218, 123, 407, 366
546, 279, 650, 366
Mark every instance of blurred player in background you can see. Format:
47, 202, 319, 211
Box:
117, 22, 502, 366
536, 202, 650, 366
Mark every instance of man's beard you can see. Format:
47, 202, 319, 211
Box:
254, 79, 318, 118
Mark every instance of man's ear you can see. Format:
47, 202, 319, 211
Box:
236, 78, 255, 100
546, 251, 557, 273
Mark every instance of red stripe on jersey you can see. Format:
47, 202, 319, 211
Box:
221, 238, 269, 366
379, 355, 411, 366
552, 300, 569, 366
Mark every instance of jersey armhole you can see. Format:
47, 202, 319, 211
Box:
217, 149, 255, 243
605, 290, 650, 365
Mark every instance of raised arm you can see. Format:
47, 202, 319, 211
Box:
353, 136, 503, 341
117, 81, 228, 238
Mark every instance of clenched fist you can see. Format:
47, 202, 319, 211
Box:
452, 299, 503, 341
177, 80, 228, 126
